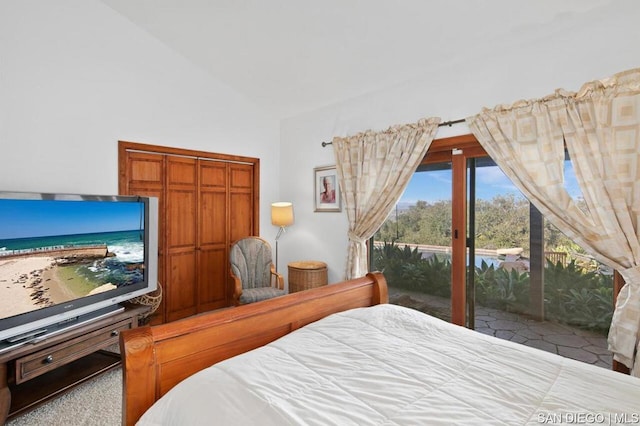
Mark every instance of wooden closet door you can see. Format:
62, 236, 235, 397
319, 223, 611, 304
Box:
166, 156, 198, 322
120, 151, 166, 324
198, 160, 228, 312
119, 141, 259, 324
229, 163, 255, 242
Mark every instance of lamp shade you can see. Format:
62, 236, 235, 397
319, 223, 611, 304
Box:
271, 202, 294, 227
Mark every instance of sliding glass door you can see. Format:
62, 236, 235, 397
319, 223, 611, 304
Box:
373, 134, 614, 368
469, 156, 613, 368
373, 164, 453, 322
372, 135, 480, 326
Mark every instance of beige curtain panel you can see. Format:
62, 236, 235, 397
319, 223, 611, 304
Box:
332, 117, 440, 280
467, 68, 640, 376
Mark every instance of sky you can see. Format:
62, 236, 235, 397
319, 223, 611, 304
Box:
400, 162, 583, 204
0, 199, 144, 240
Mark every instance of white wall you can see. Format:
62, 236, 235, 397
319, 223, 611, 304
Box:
0, 0, 281, 240
280, 2, 640, 284
4, 1, 639, 289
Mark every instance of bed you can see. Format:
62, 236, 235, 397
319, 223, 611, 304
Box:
119, 272, 640, 425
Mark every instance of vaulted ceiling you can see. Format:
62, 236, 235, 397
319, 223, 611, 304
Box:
101, 0, 612, 119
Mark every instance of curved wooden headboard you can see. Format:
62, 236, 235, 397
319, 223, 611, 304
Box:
119, 272, 388, 425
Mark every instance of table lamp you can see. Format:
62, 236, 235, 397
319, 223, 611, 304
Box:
271, 202, 294, 273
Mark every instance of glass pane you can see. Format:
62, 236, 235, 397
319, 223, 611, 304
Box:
471, 159, 532, 338
373, 163, 452, 322
470, 157, 613, 368
541, 220, 613, 365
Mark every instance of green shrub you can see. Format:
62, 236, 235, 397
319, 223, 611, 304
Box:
373, 241, 613, 334
474, 261, 529, 311
403, 255, 451, 296
372, 242, 450, 296
543, 260, 612, 332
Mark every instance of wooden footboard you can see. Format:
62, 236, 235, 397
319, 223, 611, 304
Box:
119, 272, 388, 425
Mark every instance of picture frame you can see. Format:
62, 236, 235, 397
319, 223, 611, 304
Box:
314, 165, 341, 212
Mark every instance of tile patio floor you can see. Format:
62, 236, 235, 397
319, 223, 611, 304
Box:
388, 287, 612, 369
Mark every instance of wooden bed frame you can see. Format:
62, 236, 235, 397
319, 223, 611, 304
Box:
119, 272, 388, 425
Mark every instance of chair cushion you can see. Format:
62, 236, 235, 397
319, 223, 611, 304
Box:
239, 287, 287, 304
230, 238, 273, 290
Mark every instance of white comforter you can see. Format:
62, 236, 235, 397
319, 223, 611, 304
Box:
138, 304, 640, 425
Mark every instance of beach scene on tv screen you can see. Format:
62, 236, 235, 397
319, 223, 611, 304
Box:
0, 198, 146, 320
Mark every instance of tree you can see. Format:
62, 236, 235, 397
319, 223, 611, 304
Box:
375, 194, 582, 258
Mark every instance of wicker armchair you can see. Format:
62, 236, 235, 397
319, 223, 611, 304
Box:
229, 237, 286, 305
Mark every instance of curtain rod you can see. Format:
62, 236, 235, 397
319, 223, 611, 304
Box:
320, 118, 465, 147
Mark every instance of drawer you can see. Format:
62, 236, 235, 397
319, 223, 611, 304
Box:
15, 318, 133, 384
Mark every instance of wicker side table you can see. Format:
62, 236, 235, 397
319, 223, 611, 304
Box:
288, 261, 328, 293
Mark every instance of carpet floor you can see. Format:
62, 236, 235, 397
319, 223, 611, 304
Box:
6, 367, 121, 426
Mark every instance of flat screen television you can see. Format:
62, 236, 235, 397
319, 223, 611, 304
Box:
0, 191, 158, 351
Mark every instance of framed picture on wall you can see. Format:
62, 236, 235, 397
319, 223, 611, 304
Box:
314, 165, 341, 212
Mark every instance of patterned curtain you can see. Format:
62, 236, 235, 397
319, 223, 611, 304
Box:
467, 68, 640, 376
332, 117, 440, 280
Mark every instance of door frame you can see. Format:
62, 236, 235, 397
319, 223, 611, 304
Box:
421, 135, 486, 326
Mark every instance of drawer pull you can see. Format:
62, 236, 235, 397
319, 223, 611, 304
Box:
111, 330, 119, 337
43, 355, 54, 364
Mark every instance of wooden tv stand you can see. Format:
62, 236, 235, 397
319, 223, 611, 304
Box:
0, 304, 148, 423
